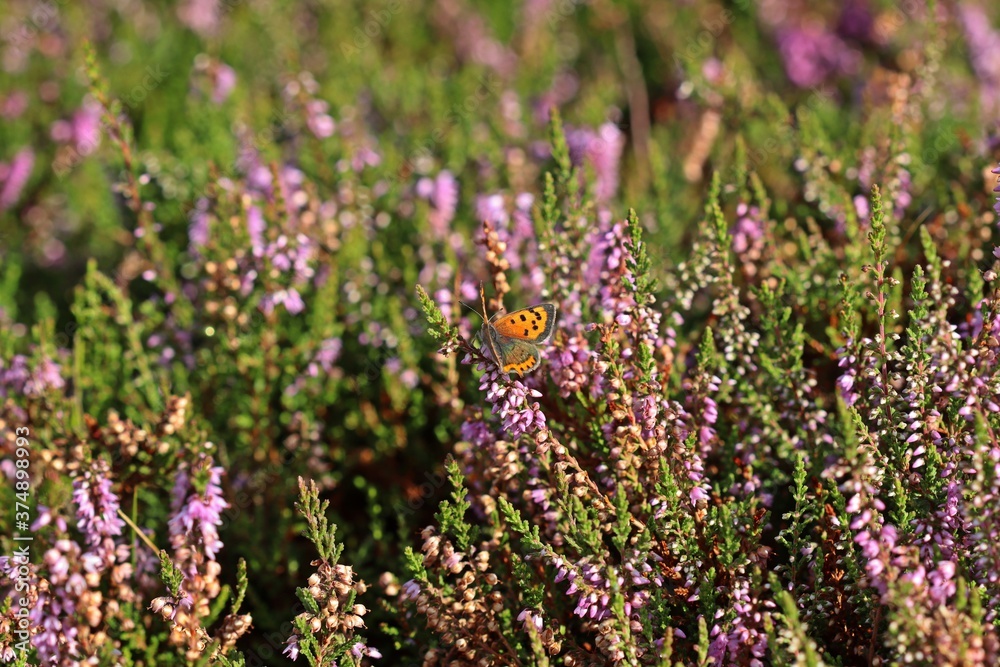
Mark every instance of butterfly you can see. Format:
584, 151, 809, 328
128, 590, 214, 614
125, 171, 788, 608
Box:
475, 290, 557, 377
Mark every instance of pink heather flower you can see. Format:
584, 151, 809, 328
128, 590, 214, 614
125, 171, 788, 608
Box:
854, 194, 870, 220
517, 608, 544, 632
72, 100, 102, 155
189, 197, 211, 249
478, 367, 547, 440
31, 506, 68, 533
283, 634, 300, 661
1, 91, 28, 119
305, 99, 336, 138
73, 461, 125, 568
476, 193, 508, 225
959, 6, 1000, 117
836, 346, 860, 407
460, 419, 495, 448
416, 170, 459, 237
400, 579, 421, 600
351, 146, 382, 171
731, 203, 764, 255
0, 147, 34, 210
211, 63, 237, 104
0, 354, 64, 398
992, 162, 1000, 218
776, 25, 860, 88
169, 464, 230, 565
178, 0, 221, 36
247, 205, 266, 255
566, 122, 625, 202
351, 641, 382, 659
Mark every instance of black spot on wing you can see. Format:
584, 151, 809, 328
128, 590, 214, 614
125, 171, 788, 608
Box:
519, 313, 527, 322
523, 329, 529, 336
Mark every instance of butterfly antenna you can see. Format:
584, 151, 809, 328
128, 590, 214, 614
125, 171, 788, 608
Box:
478, 281, 502, 368
457, 300, 480, 316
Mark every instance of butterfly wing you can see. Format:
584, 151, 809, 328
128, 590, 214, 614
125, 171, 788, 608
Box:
489, 328, 542, 376
489, 304, 557, 342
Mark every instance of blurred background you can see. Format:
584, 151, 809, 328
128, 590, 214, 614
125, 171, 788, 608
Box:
2, 0, 1000, 663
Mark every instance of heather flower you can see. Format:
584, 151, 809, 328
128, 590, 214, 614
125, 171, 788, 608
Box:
836, 345, 860, 407
776, 25, 860, 88
178, 0, 220, 35
169, 461, 229, 565
416, 170, 459, 237
0, 90, 28, 119
731, 202, 766, 276
305, 99, 336, 138
211, 63, 237, 104
959, 5, 1000, 118
566, 122, 625, 202
188, 197, 211, 249
0, 147, 34, 210
72, 459, 125, 569
476, 192, 508, 225
478, 366, 547, 440
0, 354, 65, 398
992, 162, 1000, 217
51, 99, 102, 156
285, 337, 344, 396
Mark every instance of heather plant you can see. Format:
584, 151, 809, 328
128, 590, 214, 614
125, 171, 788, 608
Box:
3, 0, 1000, 665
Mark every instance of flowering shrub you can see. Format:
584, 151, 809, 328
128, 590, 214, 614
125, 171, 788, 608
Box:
2, 1, 1000, 665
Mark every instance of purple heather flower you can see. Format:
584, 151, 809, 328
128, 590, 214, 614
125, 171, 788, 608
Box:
73, 461, 125, 569
31, 506, 69, 533
836, 345, 860, 407
416, 170, 459, 237
1, 91, 28, 119
776, 25, 860, 88
305, 99, 336, 138
836, 0, 874, 43
72, 101, 102, 155
260, 288, 306, 315
731, 203, 765, 255
517, 608, 544, 632
959, 5, 1000, 118
479, 367, 547, 440
169, 464, 230, 565
212, 64, 237, 104
550, 552, 661, 623
247, 205, 266, 255
351, 146, 382, 172
283, 634, 300, 661
188, 197, 211, 249
992, 162, 1000, 218
0, 354, 64, 398
400, 579, 421, 600
0, 147, 34, 210
566, 122, 625, 202
854, 194, 870, 221
548, 335, 595, 398
476, 193, 508, 225
52, 100, 102, 156
351, 642, 382, 660
178, 0, 220, 35
460, 419, 495, 448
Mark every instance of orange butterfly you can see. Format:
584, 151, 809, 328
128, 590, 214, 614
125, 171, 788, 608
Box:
476, 287, 557, 377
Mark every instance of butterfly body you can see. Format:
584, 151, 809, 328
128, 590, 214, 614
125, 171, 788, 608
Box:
480, 303, 557, 377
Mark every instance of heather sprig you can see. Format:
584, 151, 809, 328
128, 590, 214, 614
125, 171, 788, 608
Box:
285, 478, 378, 666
